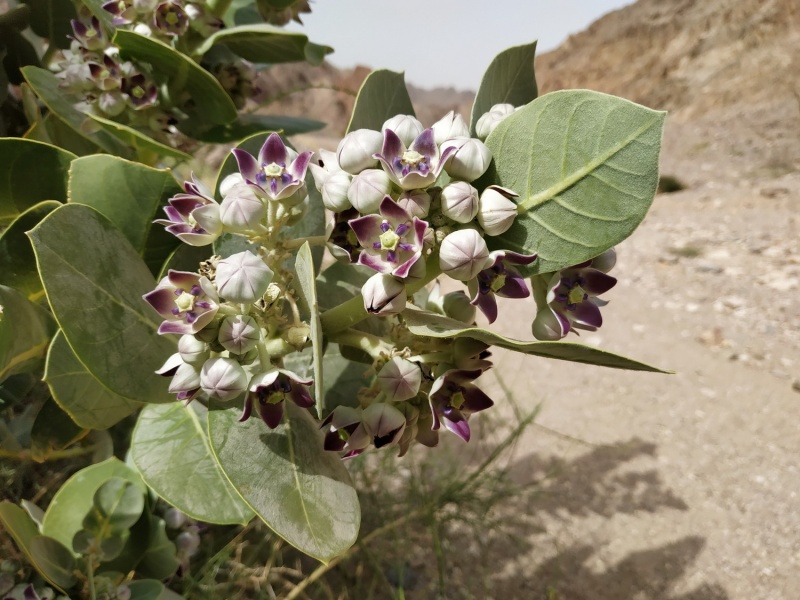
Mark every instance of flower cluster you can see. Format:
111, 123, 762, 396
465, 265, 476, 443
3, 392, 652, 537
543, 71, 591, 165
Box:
147, 111, 620, 458
53, 2, 261, 148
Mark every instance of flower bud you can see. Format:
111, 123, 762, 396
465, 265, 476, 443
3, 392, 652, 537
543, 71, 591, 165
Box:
362, 273, 407, 315
432, 110, 470, 145
362, 402, 406, 448
220, 183, 267, 232
475, 103, 515, 140
320, 170, 352, 212
98, 91, 126, 116
347, 169, 392, 214
440, 181, 479, 224
442, 291, 477, 323
168, 362, 201, 397
336, 129, 383, 174
219, 173, 245, 196
439, 229, 491, 281
382, 114, 423, 146
132, 22, 152, 36
532, 308, 568, 341
200, 357, 248, 401
164, 508, 187, 529
477, 185, 518, 235
134, 0, 158, 12
178, 334, 209, 365
218, 315, 260, 354
215, 251, 274, 303
396, 189, 431, 219
377, 357, 422, 402
440, 138, 492, 182
175, 530, 200, 557
286, 324, 311, 348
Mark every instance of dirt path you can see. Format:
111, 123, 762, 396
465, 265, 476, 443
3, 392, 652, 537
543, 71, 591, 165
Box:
472, 125, 800, 599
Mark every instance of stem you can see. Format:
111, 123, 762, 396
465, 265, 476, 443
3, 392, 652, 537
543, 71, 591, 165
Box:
87, 553, 97, 600
0, 444, 100, 462
319, 254, 442, 334
327, 329, 393, 359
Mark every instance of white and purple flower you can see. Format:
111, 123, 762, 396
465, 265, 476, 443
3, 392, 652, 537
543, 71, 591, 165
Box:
154, 174, 222, 246
239, 369, 314, 429
374, 128, 455, 191
232, 133, 312, 202
428, 369, 493, 443
467, 250, 538, 323
349, 196, 428, 278
144, 270, 219, 335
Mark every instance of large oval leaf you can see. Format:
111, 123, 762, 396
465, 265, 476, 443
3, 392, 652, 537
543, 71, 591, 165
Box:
0, 200, 60, 301
483, 90, 665, 274
403, 308, 670, 373
131, 402, 253, 525
469, 41, 538, 135
208, 403, 360, 563
0, 284, 56, 382
28, 204, 175, 402
0, 138, 73, 225
30, 396, 86, 462
293, 243, 324, 417
44, 330, 141, 430
196, 24, 332, 65
85, 113, 191, 161
114, 30, 237, 125
346, 70, 414, 134
68, 154, 182, 273
42, 457, 146, 550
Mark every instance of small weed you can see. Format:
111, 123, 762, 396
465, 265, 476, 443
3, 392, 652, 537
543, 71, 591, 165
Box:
667, 245, 703, 258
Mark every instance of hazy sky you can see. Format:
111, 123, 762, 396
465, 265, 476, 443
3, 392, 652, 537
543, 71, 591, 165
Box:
287, 0, 636, 90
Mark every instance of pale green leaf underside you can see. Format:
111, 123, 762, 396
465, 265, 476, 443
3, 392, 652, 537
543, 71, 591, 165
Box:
131, 402, 254, 525
403, 309, 670, 373
208, 404, 360, 563
346, 69, 415, 134
485, 90, 666, 274
293, 242, 324, 418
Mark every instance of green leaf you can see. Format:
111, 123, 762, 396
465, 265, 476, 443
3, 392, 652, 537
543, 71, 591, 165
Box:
0, 503, 77, 591
28, 535, 77, 589
197, 24, 332, 65
67, 155, 182, 269
0, 138, 74, 225
42, 457, 147, 550
0, 200, 60, 301
402, 308, 671, 373
20, 0, 76, 49
21, 66, 129, 155
79, 0, 117, 34
0, 284, 56, 383
0, 24, 41, 85
127, 580, 166, 600
187, 113, 324, 143
482, 90, 666, 274
208, 403, 360, 563
85, 114, 192, 161
157, 243, 209, 280
346, 70, 414, 134
319, 344, 363, 414
85, 478, 145, 534
45, 330, 141, 430
131, 402, 253, 525
29, 113, 104, 157
469, 41, 538, 136
293, 243, 324, 417
28, 204, 175, 402
134, 518, 179, 580
114, 30, 237, 125
30, 396, 86, 462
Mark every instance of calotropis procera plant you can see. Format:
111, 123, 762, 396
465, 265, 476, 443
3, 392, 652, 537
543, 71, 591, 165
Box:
0, 39, 669, 588
0, 0, 330, 159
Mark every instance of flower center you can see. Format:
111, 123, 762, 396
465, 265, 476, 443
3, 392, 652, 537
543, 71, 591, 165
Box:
166, 12, 179, 26
175, 291, 196, 312
263, 162, 284, 178
567, 285, 587, 305
450, 389, 466, 410
379, 229, 400, 251
490, 273, 506, 293
132, 85, 145, 99
401, 150, 425, 166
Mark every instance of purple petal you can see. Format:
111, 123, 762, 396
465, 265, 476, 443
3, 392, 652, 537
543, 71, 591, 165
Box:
462, 384, 494, 413
259, 133, 288, 166
290, 386, 314, 408
239, 397, 253, 422
409, 128, 436, 158
358, 251, 391, 274
162, 205, 184, 222
349, 214, 383, 247
288, 151, 313, 180
144, 288, 178, 319
581, 269, 617, 295
472, 289, 498, 323
412, 217, 428, 247
392, 252, 421, 278
571, 300, 603, 328
380, 128, 404, 161
232, 149, 260, 182
158, 321, 196, 335
258, 400, 284, 429
442, 408, 471, 442
324, 429, 347, 452
495, 250, 538, 266
496, 273, 530, 299
379, 196, 411, 224
166, 270, 200, 289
